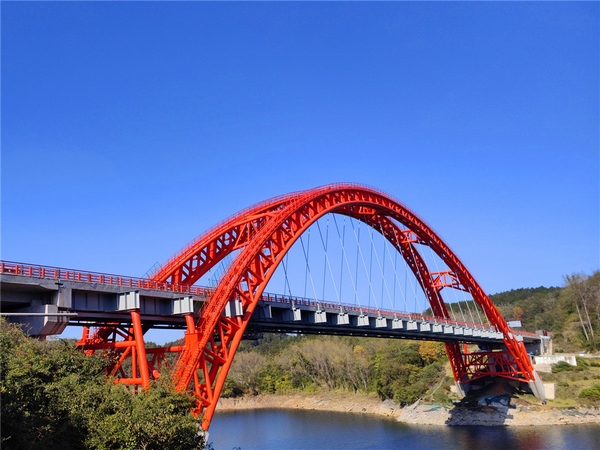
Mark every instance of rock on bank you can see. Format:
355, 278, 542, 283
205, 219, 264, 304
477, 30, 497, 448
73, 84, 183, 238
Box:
398, 401, 600, 426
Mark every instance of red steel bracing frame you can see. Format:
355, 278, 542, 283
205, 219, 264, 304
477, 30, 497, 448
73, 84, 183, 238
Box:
76, 311, 184, 390
139, 184, 537, 430
461, 350, 530, 382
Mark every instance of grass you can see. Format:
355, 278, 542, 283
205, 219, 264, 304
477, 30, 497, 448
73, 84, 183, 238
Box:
531, 358, 600, 407
545, 398, 579, 408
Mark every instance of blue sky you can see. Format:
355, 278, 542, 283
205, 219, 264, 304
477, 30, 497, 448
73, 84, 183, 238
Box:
2, 1, 598, 298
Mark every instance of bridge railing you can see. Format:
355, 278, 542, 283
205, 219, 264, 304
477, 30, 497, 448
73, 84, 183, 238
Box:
0, 261, 211, 297
260, 292, 491, 332
258, 292, 540, 339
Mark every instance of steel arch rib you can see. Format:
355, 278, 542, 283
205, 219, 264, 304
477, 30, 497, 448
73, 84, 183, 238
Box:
150, 192, 304, 285
156, 183, 535, 429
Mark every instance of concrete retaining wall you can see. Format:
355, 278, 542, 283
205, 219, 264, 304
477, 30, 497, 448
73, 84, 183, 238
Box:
534, 355, 577, 366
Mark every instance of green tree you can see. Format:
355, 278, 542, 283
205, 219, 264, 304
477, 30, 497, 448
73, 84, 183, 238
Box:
512, 306, 524, 322
0, 319, 204, 450
228, 351, 267, 394
86, 382, 203, 450
564, 272, 600, 350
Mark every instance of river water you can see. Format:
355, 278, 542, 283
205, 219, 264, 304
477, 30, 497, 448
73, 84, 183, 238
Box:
209, 409, 600, 450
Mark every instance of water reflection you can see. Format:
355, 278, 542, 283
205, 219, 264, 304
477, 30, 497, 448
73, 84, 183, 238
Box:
210, 409, 600, 450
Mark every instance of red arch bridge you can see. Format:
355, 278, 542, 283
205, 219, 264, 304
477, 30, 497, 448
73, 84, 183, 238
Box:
1, 184, 549, 430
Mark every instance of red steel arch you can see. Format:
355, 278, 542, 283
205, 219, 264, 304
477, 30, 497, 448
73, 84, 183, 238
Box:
151, 183, 538, 430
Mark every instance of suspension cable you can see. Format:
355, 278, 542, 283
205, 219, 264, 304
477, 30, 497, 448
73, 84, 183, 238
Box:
333, 215, 360, 308
316, 217, 340, 303
354, 223, 361, 305
337, 216, 346, 305
388, 238, 409, 313
282, 251, 292, 297
393, 247, 398, 312
380, 225, 387, 309
407, 240, 445, 320
350, 218, 378, 310
468, 285, 487, 327
299, 231, 318, 301
400, 228, 431, 316
368, 227, 374, 308
461, 285, 479, 326
389, 224, 417, 313
367, 221, 393, 310
444, 264, 478, 326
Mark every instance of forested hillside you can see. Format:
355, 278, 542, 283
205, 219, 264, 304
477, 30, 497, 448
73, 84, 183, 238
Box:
490, 271, 600, 352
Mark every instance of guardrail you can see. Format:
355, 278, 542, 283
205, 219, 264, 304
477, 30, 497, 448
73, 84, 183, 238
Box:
258, 294, 540, 339
0, 261, 210, 296
259, 292, 495, 332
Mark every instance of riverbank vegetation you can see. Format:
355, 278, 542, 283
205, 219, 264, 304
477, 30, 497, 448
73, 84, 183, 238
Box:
223, 334, 451, 406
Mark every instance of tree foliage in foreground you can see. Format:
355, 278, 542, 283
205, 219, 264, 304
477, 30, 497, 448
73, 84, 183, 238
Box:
0, 319, 204, 450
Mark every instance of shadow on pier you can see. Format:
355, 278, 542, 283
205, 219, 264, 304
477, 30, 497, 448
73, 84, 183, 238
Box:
445, 379, 521, 426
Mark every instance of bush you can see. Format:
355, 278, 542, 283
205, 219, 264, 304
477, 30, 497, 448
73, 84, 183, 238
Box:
221, 377, 243, 398
87, 382, 203, 450
576, 357, 590, 368
259, 364, 292, 394
578, 385, 600, 402
394, 382, 425, 406
432, 385, 450, 404
552, 361, 574, 373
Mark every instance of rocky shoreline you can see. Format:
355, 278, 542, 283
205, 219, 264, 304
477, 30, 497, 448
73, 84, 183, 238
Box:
216, 393, 600, 426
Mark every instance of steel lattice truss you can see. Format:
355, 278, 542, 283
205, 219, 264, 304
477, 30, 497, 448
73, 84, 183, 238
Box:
77, 184, 538, 430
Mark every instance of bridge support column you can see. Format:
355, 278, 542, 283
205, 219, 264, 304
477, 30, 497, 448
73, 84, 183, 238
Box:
130, 310, 150, 391
183, 314, 200, 351
528, 370, 546, 401
454, 381, 470, 398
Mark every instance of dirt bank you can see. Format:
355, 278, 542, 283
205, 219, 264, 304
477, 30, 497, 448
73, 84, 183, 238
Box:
217, 393, 401, 418
216, 393, 600, 426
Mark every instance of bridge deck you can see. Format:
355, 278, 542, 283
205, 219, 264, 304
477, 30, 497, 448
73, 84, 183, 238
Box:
0, 261, 542, 351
